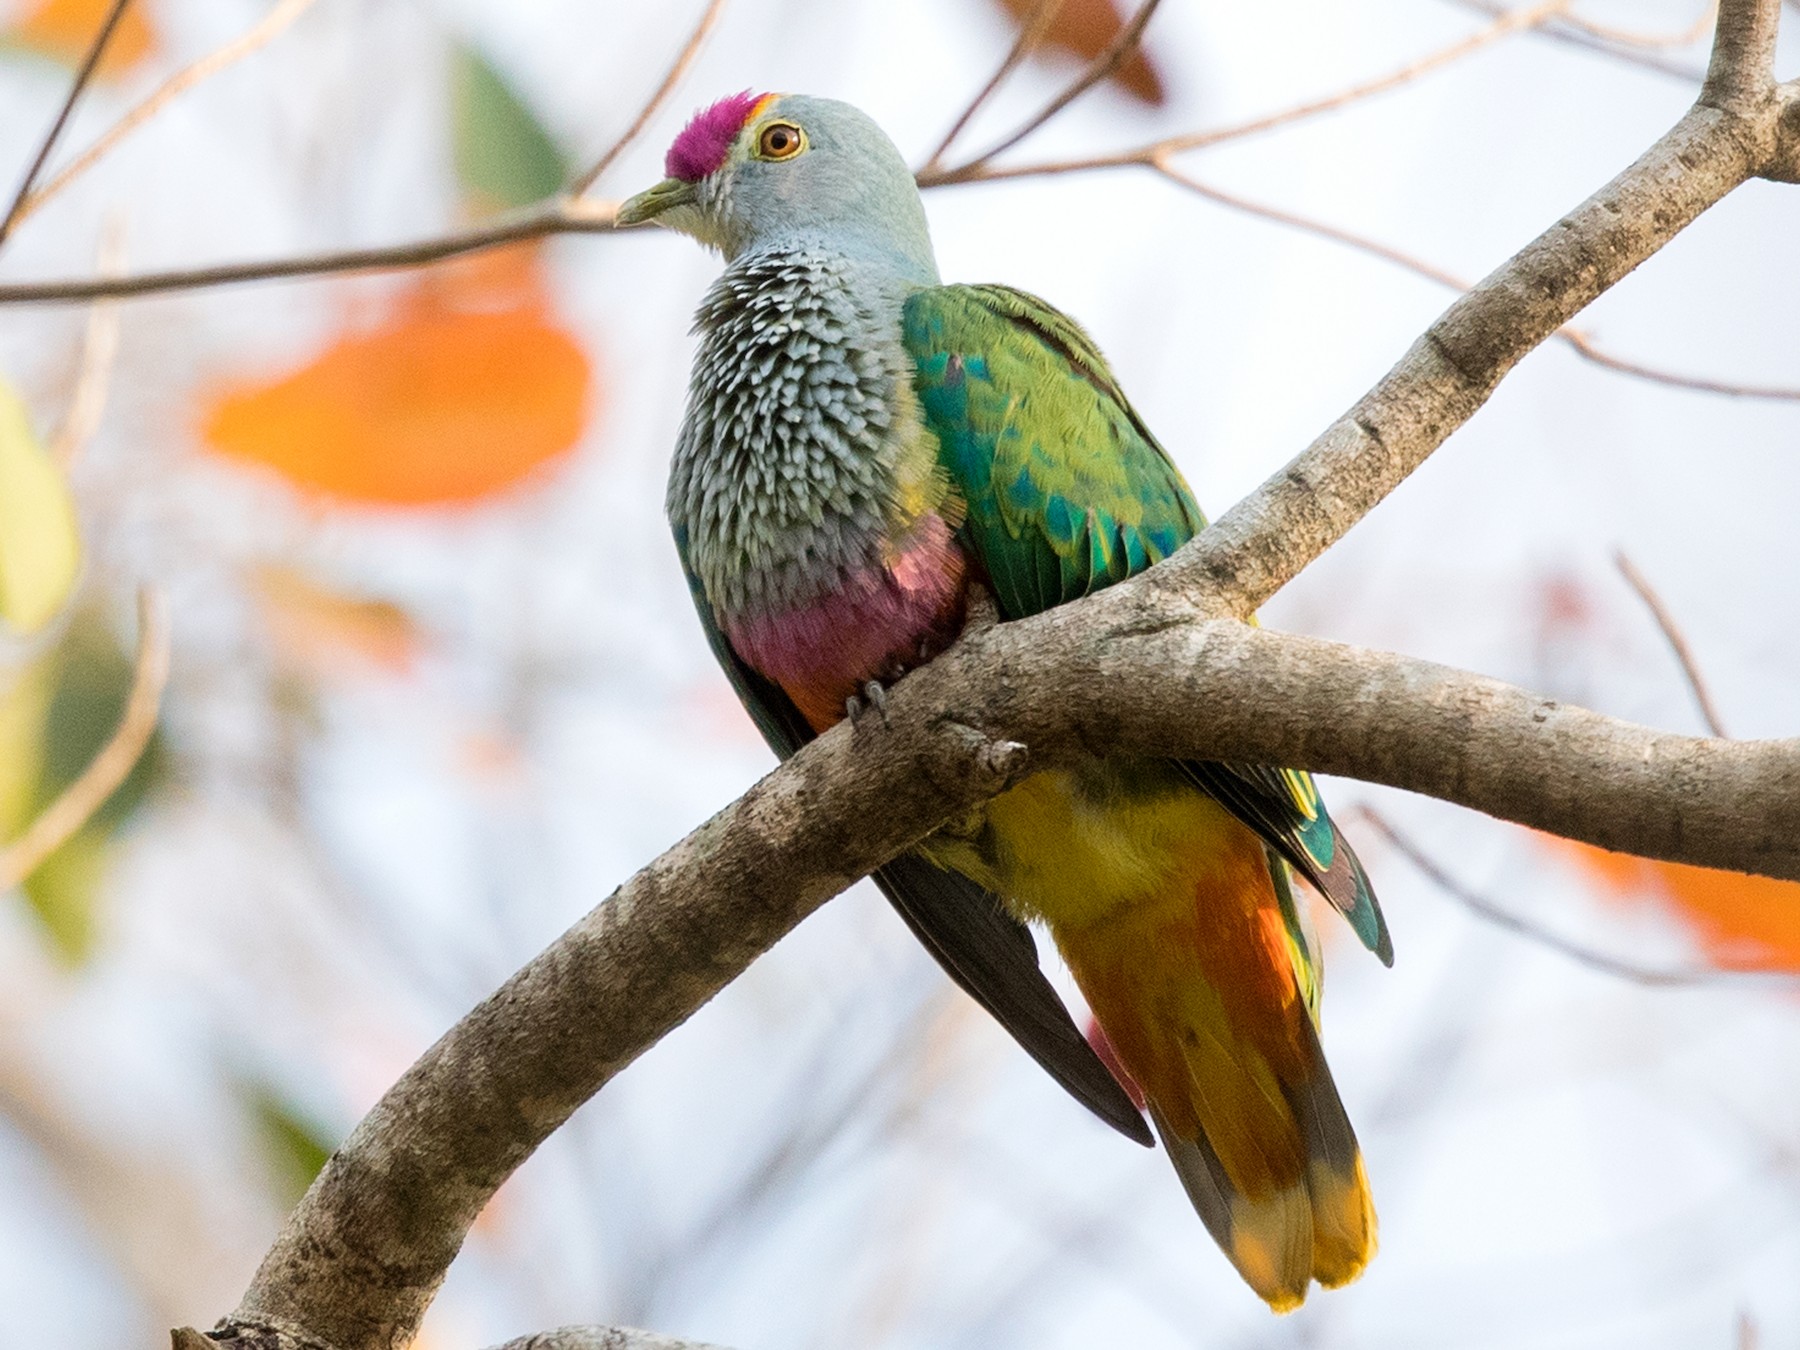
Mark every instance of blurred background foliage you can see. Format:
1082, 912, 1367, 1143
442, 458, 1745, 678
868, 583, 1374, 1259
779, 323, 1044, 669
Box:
0, 0, 1796, 1347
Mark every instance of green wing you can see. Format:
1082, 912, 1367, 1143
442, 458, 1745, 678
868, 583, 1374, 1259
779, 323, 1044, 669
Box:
903, 284, 1390, 967
903, 283, 1204, 617
672, 524, 1152, 1144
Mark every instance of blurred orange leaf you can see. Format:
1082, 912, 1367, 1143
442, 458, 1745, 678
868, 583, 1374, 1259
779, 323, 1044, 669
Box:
202, 258, 592, 506
991, 0, 1165, 105
5, 0, 156, 76
254, 565, 420, 675
1550, 837, 1800, 972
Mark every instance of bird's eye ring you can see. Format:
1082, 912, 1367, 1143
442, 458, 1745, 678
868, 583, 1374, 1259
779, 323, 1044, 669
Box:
755, 121, 806, 161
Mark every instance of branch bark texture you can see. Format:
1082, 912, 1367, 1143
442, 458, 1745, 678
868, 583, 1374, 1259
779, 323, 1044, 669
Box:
218, 619, 1800, 1349
1159, 96, 1784, 617
485, 1327, 734, 1350
200, 4, 1798, 1348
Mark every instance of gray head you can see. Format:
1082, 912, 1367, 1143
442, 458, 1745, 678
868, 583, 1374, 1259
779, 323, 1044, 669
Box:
618, 93, 937, 283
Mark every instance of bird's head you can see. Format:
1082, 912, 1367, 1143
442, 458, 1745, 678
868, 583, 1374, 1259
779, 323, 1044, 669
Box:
619, 93, 934, 277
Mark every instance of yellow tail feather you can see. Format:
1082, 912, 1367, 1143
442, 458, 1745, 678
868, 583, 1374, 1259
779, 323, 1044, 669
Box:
1056, 808, 1377, 1310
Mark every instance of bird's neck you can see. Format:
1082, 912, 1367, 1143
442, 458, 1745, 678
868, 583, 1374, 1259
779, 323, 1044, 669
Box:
669, 244, 941, 622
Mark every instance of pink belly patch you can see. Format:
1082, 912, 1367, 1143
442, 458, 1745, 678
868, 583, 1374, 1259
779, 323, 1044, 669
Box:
726, 516, 967, 731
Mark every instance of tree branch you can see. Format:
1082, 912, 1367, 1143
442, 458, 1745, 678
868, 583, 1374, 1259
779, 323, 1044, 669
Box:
1614, 550, 1731, 738
1350, 806, 1776, 988
920, 0, 1067, 174
1152, 158, 1800, 400
0, 0, 134, 249
191, 8, 1799, 1349
1157, 94, 1779, 616
1702, 0, 1783, 109
47, 212, 125, 466
484, 1327, 735, 1350
12, 0, 319, 235
0, 587, 169, 891
1767, 79, 1800, 181
1560, 0, 1716, 51
960, 0, 1166, 168
210, 613, 1800, 1349
0, 198, 618, 305
569, 0, 730, 196
1446, 0, 1710, 84
920, 1, 1568, 186
174, 1326, 737, 1350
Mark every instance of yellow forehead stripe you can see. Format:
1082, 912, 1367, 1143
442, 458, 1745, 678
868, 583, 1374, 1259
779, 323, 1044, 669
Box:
746, 93, 781, 127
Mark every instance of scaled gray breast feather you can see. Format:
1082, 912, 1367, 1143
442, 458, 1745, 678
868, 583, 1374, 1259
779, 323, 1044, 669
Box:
668, 248, 919, 620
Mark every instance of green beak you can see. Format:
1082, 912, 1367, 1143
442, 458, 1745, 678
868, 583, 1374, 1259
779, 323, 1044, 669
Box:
617, 178, 697, 226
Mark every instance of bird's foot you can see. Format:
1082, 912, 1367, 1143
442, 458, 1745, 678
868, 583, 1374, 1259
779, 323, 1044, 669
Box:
845, 679, 891, 729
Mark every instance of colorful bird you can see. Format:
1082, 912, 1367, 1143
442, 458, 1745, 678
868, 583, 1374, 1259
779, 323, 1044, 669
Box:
621, 92, 1393, 1310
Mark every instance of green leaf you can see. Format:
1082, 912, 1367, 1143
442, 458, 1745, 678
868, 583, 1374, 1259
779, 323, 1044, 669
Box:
245, 1083, 338, 1204
451, 44, 567, 211
3, 613, 163, 965
0, 378, 81, 633
22, 827, 109, 961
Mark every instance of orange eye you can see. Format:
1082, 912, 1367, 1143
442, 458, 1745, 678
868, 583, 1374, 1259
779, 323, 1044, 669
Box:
756, 121, 805, 161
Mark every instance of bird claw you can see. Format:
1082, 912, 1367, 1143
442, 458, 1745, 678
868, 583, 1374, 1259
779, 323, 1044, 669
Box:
846, 679, 891, 729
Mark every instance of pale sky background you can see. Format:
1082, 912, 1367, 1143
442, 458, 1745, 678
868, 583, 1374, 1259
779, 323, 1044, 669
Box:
0, 1, 1798, 1347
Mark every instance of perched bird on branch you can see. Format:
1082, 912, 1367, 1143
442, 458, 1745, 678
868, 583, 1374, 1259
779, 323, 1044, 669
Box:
620, 92, 1393, 1310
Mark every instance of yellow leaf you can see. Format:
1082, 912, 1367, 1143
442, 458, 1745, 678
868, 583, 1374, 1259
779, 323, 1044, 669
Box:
0, 380, 81, 633
0, 655, 54, 837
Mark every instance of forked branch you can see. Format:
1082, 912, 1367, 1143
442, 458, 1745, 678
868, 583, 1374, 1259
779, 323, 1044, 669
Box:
196, 7, 1800, 1348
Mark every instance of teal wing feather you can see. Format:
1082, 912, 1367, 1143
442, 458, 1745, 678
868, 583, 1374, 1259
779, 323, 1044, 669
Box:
903, 283, 1203, 617
1183, 762, 1392, 966
902, 284, 1390, 965
672, 524, 1151, 1145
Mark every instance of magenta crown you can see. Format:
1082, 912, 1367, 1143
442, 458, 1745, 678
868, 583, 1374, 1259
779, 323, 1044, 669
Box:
665, 90, 771, 183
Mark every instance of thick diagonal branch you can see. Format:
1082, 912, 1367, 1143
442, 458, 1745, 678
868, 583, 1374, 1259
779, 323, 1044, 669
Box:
1160, 94, 1783, 618
210, 4, 1797, 1348
221, 610, 1799, 1350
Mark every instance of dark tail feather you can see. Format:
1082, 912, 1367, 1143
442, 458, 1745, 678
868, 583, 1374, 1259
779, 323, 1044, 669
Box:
875, 853, 1153, 1146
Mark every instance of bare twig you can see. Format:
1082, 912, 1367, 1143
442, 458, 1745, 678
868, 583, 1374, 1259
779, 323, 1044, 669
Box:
570, 0, 730, 196
1446, 0, 1707, 83
0, 0, 135, 249
1350, 807, 1767, 987
0, 197, 617, 305
1150, 156, 1470, 286
199, 8, 1800, 1337
923, 0, 1570, 186
964, 0, 1166, 167
1159, 79, 1780, 620
47, 215, 124, 467
920, 0, 1068, 174
1141, 1, 1568, 156
1555, 327, 1800, 398
0, 587, 169, 891
1562, 0, 1716, 49
1152, 157, 1800, 401
1703, 0, 1784, 107
1614, 551, 1731, 738
13, 0, 319, 234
